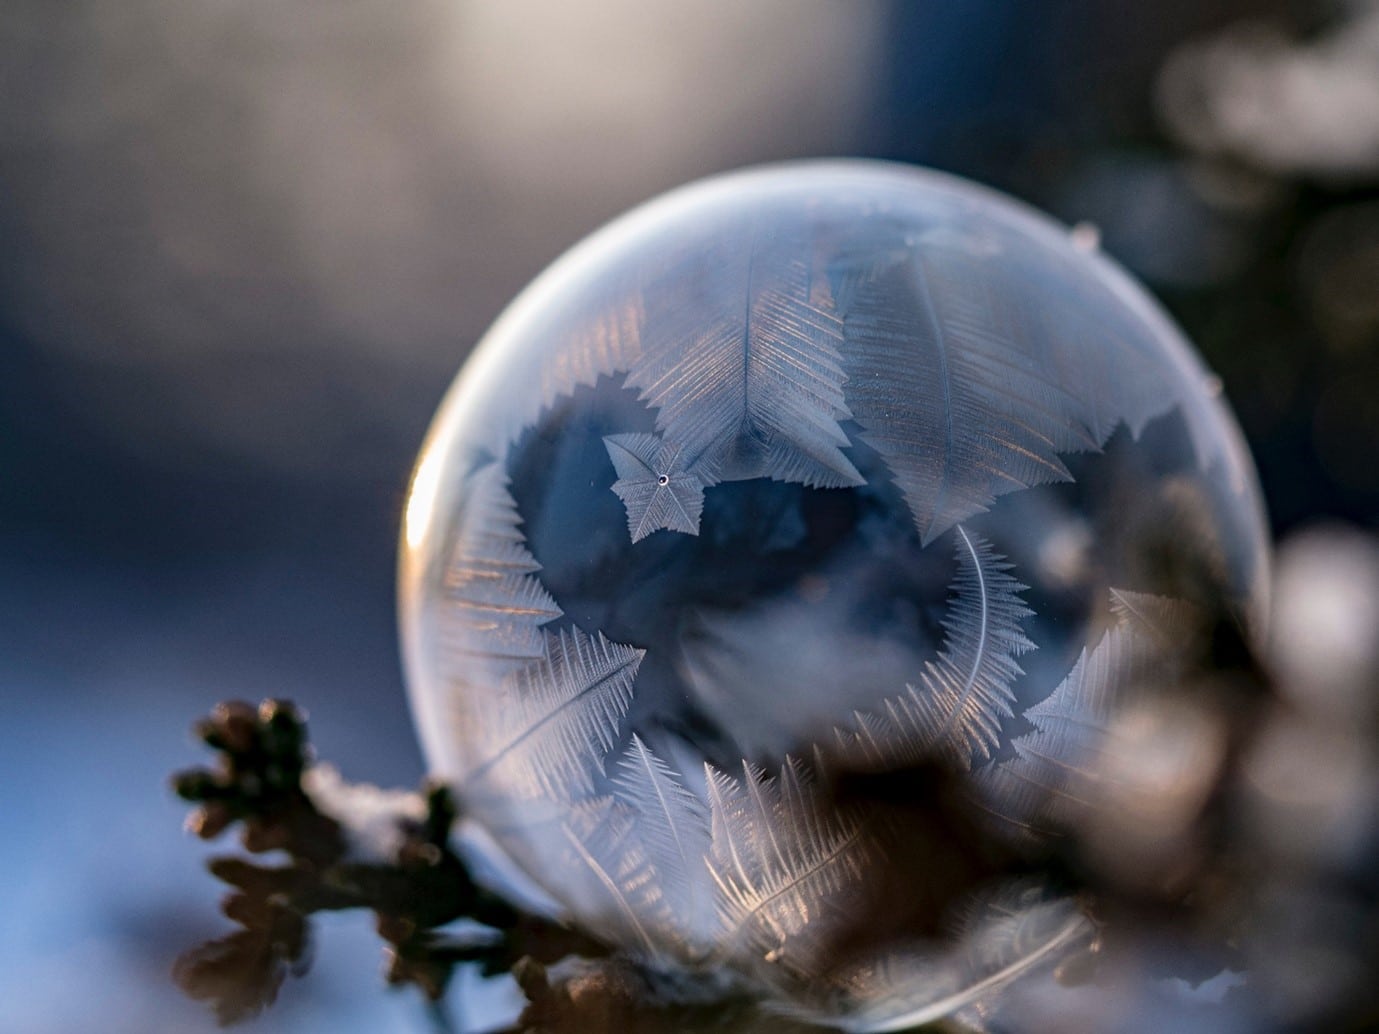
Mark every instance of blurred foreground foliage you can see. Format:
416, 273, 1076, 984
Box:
172, 700, 609, 1030
171, 558, 1379, 1033
173, 700, 823, 1033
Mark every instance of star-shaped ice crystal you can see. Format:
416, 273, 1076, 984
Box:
603, 433, 707, 542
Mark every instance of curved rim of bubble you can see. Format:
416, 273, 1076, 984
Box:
395, 157, 1272, 916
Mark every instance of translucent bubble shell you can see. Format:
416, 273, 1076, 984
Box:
399, 162, 1269, 1029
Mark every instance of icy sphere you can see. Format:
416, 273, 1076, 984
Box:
399, 162, 1268, 1028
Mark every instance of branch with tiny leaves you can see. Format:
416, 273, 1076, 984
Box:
171, 699, 607, 1027
167, 582, 1379, 1032
172, 700, 972, 1033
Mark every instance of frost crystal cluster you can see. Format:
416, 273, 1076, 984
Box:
399, 162, 1268, 1030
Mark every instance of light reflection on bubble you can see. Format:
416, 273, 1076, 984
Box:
400, 162, 1269, 1029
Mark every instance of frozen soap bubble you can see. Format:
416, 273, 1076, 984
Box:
398, 162, 1269, 1029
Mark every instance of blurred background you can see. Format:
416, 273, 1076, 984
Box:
1, 1, 1376, 1031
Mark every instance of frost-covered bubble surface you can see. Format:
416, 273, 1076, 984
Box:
399, 162, 1269, 1029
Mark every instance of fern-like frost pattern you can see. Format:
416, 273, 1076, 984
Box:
462, 627, 642, 802
773, 885, 1092, 1033
974, 590, 1202, 839
488, 275, 645, 449
609, 736, 713, 943
706, 757, 882, 981
625, 222, 862, 504
403, 164, 1267, 1031
437, 462, 562, 673
832, 222, 1218, 543
834, 527, 1034, 769
559, 799, 664, 958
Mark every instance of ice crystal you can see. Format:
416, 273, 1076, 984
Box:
398, 161, 1268, 1029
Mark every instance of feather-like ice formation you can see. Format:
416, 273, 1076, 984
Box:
609, 736, 713, 934
559, 799, 663, 958
626, 221, 863, 491
833, 527, 1034, 769
792, 885, 1091, 1033
705, 756, 882, 980
1109, 587, 1201, 652
492, 276, 645, 449
462, 627, 643, 802
972, 628, 1144, 842
437, 461, 562, 673
603, 432, 710, 541
833, 221, 1212, 543
397, 163, 1270, 1030
974, 590, 1201, 840
835, 234, 1087, 545
549, 738, 719, 964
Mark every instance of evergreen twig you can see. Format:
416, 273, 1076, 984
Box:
171, 698, 607, 1027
